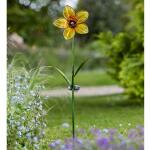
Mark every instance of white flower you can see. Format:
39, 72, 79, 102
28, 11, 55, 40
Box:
26, 133, 31, 139
103, 128, 109, 133
128, 123, 131, 126
62, 123, 70, 128
17, 131, 22, 137
30, 90, 36, 96
33, 136, 39, 142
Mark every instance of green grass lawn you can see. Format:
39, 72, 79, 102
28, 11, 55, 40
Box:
44, 94, 144, 140
45, 70, 117, 88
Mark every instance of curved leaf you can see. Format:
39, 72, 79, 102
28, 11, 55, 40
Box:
53, 67, 71, 85
74, 59, 88, 77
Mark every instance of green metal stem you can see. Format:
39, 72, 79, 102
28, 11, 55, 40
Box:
71, 37, 75, 139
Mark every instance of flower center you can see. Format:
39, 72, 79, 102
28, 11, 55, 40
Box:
69, 20, 76, 28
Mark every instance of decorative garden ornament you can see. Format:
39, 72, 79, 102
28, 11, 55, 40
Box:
53, 5, 89, 138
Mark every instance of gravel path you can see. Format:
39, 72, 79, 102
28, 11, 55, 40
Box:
40, 85, 124, 98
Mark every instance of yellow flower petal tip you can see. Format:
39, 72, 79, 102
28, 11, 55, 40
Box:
75, 24, 89, 34
76, 11, 89, 23
53, 5, 89, 40
63, 5, 75, 19
63, 28, 75, 40
53, 18, 68, 28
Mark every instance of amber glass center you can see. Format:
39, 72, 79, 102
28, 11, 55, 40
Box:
69, 20, 76, 28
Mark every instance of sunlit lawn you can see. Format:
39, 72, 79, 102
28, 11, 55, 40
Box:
45, 70, 118, 88
44, 94, 144, 140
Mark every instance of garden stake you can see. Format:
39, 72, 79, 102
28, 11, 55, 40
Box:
53, 5, 89, 139
71, 37, 75, 138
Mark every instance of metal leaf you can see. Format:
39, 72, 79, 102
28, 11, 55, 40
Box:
74, 59, 88, 77
53, 67, 71, 85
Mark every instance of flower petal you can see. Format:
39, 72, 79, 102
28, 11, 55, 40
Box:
76, 11, 89, 23
63, 5, 75, 19
75, 24, 88, 34
63, 28, 75, 40
53, 18, 68, 28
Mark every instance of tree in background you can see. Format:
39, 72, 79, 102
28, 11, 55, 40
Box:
77, 0, 129, 41
7, 0, 63, 46
8, 0, 73, 69
8, 0, 129, 45
96, 0, 144, 99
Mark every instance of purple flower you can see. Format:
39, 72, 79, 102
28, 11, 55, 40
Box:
48, 126, 144, 150
90, 128, 101, 136
55, 139, 61, 145
119, 141, 127, 150
109, 128, 118, 135
139, 145, 144, 150
64, 143, 73, 150
49, 142, 56, 148
97, 137, 109, 148
128, 129, 138, 139
75, 138, 83, 145
128, 145, 135, 150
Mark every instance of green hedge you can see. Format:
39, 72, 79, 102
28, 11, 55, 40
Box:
96, 1, 144, 99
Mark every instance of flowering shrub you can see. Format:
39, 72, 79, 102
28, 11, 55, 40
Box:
49, 126, 144, 150
7, 65, 47, 149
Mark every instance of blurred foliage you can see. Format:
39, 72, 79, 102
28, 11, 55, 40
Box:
8, 0, 108, 70
8, 46, 107, 72
8, 0, 130, 45
7, 0, 144, 98
7, 0, 133, 71
95, 0, 144, 98
77, 0, 129, 42
7, 0, 64, 46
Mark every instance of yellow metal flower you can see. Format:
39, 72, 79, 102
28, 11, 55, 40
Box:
53, 5, 89, 40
